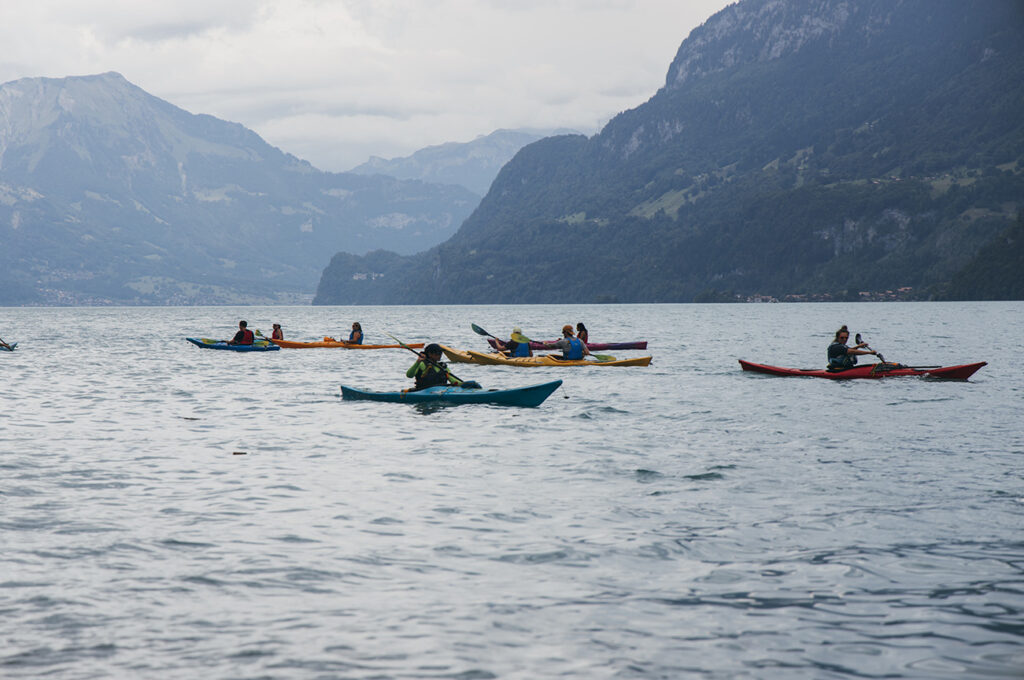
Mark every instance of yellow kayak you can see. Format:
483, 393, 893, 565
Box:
441, 346, 476, 363
272, 337, 424, 349
459, 349, 651, 367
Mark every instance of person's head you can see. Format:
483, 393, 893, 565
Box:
352, 322, 361, 330
576, 323, 587, 334
424, 343, 442, 359
512, 327, 522, 336
834, 325, 849, 343
562, 324, 574, 337
239, 320, 248, 328
272, 323, 281, 330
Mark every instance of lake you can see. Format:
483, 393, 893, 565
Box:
1, 302, 1022, 679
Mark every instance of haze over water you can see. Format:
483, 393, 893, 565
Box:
1, 302, 1021, 679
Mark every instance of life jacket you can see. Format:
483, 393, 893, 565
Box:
272, 328, 283, 340
414, 362, 450, 390
564, 337, 585, 360
827, 342, 855, 370
348, 330, 362, 344
240, 329, 254, 345
509, 340, 530, 357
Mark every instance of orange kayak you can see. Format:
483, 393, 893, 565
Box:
272, 337, 424, 349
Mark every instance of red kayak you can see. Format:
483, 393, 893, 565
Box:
738, 359, 986, 380
487, 338, 647, 351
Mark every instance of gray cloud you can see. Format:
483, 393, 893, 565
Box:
0, 0, 730, 171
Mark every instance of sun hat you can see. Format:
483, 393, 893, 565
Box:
512, 327, 522, 334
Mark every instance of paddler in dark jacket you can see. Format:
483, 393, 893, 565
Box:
406, 343, 463, 390
227, 320, 254, 345
827, 325, 876, 370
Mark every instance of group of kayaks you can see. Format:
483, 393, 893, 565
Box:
185, 328, 654, 407
183, 328, 987, 408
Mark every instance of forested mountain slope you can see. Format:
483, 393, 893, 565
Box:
315, 0, 1024, 304
0, 73, 477, 305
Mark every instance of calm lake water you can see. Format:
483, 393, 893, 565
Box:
1, 302, 1022, 679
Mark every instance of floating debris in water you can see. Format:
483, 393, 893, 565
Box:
232, 451, 247, 455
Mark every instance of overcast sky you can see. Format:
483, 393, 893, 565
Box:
1, 0, 731, 172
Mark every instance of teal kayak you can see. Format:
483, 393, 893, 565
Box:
341, 380, 563, 407
186, 337, 280, 352
0, 342, 16, 352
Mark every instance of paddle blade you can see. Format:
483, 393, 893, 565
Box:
471, 324, 493, 337
855, 333, 862, 344
593, 354, 616, 362
511, 332, 534, 344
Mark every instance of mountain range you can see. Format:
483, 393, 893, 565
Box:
349, 128, 580, 196
314, 0, 1024, 304
0, 72, 480, 305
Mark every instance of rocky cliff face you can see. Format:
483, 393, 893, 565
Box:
0, 73, 478, 304
314, 0, 1024, 304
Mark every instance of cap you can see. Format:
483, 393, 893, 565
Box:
562, 324, 573, 334
512, 327, 522, 335
424, 343, 442, 355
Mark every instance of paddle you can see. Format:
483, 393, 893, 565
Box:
855, 333, 886, 364
511, 331, 616, 362
855, 334, 945, 370
0, 336, 12, 350
471, 323, 499, 340
385, 332, 476, 388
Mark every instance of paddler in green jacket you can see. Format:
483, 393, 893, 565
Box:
406, 343, 463, 390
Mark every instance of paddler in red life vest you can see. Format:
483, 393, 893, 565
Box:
227, 320, 255, 345
547, 325, 590, 360
270, 323, 284, 340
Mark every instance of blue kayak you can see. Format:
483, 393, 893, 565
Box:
186, 337, 280, 352
1, 342, 16, 352
341, 380, 562, 407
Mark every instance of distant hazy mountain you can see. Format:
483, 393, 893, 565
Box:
315, 0, 1024, 304
0, 73, 478, 305
349, 128, 580, 196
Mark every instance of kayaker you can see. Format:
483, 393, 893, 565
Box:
227, 320, 254, 345
496, 327, 532, 357
547, 325, 590, 361
270, 323, 284, 340
576, 323, 589, 345
348, 322, 363, 345
827, 325, 876, 370
407, 343, 463, 390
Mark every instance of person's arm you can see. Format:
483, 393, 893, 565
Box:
406, 360, 424, 378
